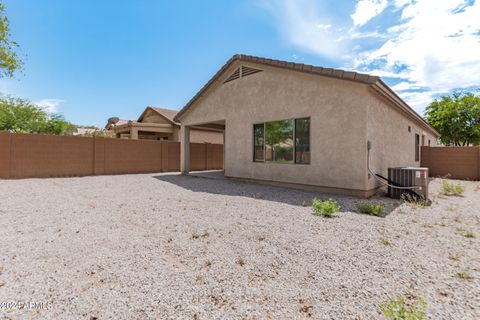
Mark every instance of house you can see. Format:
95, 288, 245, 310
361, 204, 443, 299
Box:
174, 54, 440, 197
105, 106, 223, 144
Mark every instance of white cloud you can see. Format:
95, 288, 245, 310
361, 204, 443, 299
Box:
354, 0, 480, 112
259, 0, 347, 59
316, 24, 332, 31
35, 99, 64, 112
351, 0, 388, 26
261, 0, 480, 114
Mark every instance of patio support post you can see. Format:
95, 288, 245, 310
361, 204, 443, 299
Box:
223, 130, 225, 171
130, 128, 138, 140
181, 126, 190, 174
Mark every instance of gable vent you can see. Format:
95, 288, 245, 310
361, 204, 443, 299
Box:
224, 65, 263, 83
241, 65, 262, 77
224, 67, 241, 83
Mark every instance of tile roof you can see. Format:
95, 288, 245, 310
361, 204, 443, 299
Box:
174, 54, 379, 122
138, 106, 180, 126
174, 54, 439, 137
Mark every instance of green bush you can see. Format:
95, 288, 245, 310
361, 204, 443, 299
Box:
312, 198, 340, 217
356, 202, 385, 216
380, 294, 427, 320
442, 180, 465, 196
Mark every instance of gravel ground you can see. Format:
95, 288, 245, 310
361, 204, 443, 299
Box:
0, 173, 479, 319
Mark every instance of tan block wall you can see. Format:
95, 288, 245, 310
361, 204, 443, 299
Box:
190, 129, 224, 144
421, 146, 479, 180
173, 126, 222, 144
0, 132, 223, 178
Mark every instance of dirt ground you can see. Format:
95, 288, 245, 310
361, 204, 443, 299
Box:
0, 174, 478, 319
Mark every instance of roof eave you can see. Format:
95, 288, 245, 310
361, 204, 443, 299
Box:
371, 80, 440, 138
174, 54, 379, 122
139, 106, 180, 126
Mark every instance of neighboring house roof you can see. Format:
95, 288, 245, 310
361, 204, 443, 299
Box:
138, 106, 180, 126
174, 54, 440, 138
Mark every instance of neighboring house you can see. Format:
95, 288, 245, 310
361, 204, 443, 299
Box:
105, 106, 223, 144
73, 127, 97, 136
174, 54, 440, 197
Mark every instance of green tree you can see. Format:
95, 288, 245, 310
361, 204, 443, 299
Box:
0, 2, 22, 77
0, 97, 70, 135
425, 92, 480, 146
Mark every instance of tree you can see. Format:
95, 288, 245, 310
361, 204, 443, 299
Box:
0, 2, 22, 77
425, 92, 480, 146
0, 97, 70, 135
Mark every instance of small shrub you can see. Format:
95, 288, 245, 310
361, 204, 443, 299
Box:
379, 293, 426, 320
463, 230, 475, 238
456, 272, 473, 280
379, 229, 390, 246
442, 180, 465, 196
356, 202, 385, 216
236, 257, 245, 267
448, 253, 461, 261
380, 237, 391, 246
256, 235, 266, 241
191, 230, 209, 240
312, 198, 340, 217
401, 193, 427, 208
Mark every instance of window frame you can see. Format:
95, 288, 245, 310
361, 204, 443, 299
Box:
253, 123, 265, 162
294, 117, 311, 164
415, 133, 420, 162
253, 116, 310, 165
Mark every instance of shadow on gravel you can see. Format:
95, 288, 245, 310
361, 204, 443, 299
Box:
153, 173, 403, 216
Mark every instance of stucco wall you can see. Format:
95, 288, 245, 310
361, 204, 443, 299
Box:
142, 110, 170, 124
179, 62, 371, 192
179, 61, 439, 194
366, 92, 438, 190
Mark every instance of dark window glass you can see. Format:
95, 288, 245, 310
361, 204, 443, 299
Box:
415, 133, 420, 161
265, 119, 294, 163
253, 124, 265, 162
295, 118, 310, 164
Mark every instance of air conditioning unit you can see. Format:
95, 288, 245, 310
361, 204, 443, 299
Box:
388, 167, 429, 203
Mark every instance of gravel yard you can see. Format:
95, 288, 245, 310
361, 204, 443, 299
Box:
0, 173, 479, 319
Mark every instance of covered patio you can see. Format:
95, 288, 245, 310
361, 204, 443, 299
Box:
180, 120, 225, 174
112, 120, 175, 140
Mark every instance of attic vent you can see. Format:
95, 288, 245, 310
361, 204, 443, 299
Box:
224, 67, 241, 83
224, 65, 263, 83
241, 65, 262, 77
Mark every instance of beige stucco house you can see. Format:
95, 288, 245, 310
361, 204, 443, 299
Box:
174, 54, 440, 197
106, 106, 223, 144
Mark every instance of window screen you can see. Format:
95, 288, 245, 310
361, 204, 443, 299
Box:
253, 124, 265, 162
295, 118, 310, 164
415, 133, 420, 161
265, 120, 294, 163
254, 117, 309, 165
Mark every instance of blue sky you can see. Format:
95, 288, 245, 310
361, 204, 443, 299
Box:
1, 0, 479, 127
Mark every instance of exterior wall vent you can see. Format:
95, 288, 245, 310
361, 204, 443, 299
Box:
224, 67, 241, 83
241, 65, 262, 77
224, 65, 263, 83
